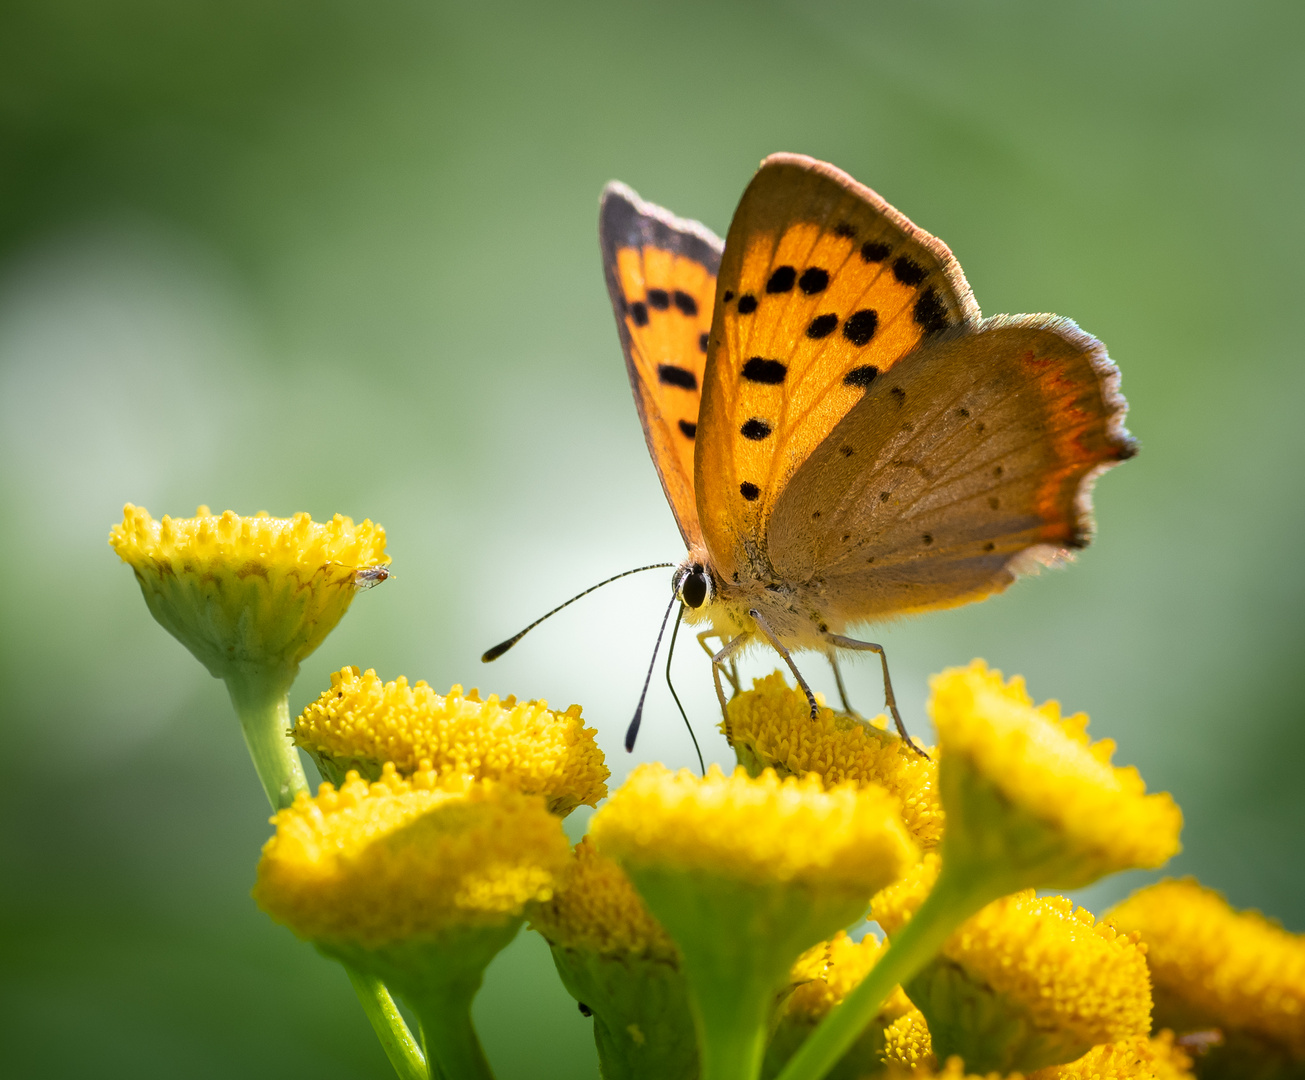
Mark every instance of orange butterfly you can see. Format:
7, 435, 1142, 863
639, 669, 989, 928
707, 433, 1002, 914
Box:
597, 153, 1135, 744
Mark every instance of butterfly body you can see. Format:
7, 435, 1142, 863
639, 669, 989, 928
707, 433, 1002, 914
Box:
599, 154, 1134, 721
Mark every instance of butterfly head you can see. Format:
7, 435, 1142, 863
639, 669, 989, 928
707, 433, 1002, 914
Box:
673, 559, 714, 610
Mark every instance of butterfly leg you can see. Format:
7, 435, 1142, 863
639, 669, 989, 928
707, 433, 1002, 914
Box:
710, 633, 750, 720
826, 651, 861, 718
825, 634, 929, 758
748, 609, 821, 720
699, 630, 741, 695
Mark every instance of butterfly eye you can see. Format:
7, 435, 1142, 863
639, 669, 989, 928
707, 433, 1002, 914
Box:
679, 567, 710, 609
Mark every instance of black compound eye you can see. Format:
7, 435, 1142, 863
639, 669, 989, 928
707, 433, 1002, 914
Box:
681, 570, 708, 609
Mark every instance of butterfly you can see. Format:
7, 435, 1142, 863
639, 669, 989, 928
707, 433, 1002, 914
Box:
598, 153, 1135, 742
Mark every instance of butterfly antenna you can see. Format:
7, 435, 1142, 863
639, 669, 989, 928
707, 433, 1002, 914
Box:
665, 604, 705, 774
624, 592, 678, 753
482, 563, 676, 662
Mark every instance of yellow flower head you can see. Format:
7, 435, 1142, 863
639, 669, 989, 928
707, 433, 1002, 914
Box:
293, 667, 608, 814
874, 854, 1152, 1073
592, 764, 918, 1080
767, 932, 915, 1078
529, 837, 676, 961
931, 660, 1181, 890
881, 1008, 935, 1070
1027, 1032, 1195, 1080
872, 851, 943, 937
786, 930, 912, 1023
590, 763, 916, 893
945, 891, 1152, 1048
110, 504, 389, 679
253, 765, 570, 947
726, 671, 943, 849
1109, 878, 1305, 1061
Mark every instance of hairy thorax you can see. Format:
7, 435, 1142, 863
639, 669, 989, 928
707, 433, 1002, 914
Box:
675, 547, 842, 654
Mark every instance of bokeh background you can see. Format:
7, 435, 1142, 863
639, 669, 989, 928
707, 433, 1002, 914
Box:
2, 1, 1302, 1076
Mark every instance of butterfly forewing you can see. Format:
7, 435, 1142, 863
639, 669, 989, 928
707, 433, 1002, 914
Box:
766, 317, 1136, 620
600, 183, 723, 548
696, 154, 981, 580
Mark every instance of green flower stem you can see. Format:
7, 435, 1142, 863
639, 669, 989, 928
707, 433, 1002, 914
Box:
224, 664, 307, 810
347, 968, 431, 1080
775, 863, 997, 1080
226, 664, 429, 1080
410, 988, 495, 1080
690, 961, 777, 1080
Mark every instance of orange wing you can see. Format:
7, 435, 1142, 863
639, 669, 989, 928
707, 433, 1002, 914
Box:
600, 183, 723, 548
695, 154, 981, 581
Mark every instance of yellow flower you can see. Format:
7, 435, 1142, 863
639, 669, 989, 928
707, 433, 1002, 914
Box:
591, 763, 915, 892
872, 853, 944, 938
930, 660, 1181, 891
1028, 1031, 1195, 1079
254, 765, 568, 946
727, 671, 943, 849
592, 764, 917, 1080
873, 855, 1152, 1073
1109, 878, 1305, 1068
110, 504, 389, 679
531, 839, 695, 1080
881, 1009, 935, 1071
773, 662, 1178, 1080
769, 932, 916, 1079
531, 837, 676, 961
293, 667, 609, 814
255, 765, 569, 1079
785, 932, 910, 1023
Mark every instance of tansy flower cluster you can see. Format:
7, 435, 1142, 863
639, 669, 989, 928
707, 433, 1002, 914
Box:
110, 506, 1303, 1080
294, 666, 609, 813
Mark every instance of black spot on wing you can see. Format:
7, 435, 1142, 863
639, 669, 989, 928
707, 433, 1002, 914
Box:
741, 357, 787, 384
647, 288, 670, 310
798, 267, 829, 294
890, 387, 906, 406
860, 240, 891, 262
674, 290, 698, 316
913, 287, 949, 333
678, 419, 697, 439
740, 482, 760, 501
737, 294, 758, 314
806, 313, 838, 339
740, 418, 772, 441
658, 364, 697, 390
839, 445, 854, 457
766, 266, 796, 293
843, 309, 878, 346
723, 289, 734, 302
844, 365, 879, 388
834, 222, 857, 239
698, 331, 709, 352
630, 301, 649, 326
892, 256, 927, 286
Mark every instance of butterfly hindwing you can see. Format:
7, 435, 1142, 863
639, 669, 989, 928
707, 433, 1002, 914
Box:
600, 183, 723, 548
695, 154, 981, 580
766, 316, 1136, 620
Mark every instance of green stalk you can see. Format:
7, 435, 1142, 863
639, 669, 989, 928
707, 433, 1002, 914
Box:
347, 968, 432, 1080
225, 664, 306, 809
774, 864, 996, 1080
411, 989, 495, 1080
225, 664, 429, 1080
688, 962, 774, 1080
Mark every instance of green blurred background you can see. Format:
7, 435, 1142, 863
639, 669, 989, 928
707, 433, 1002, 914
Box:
1, 1, 1301, 1075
